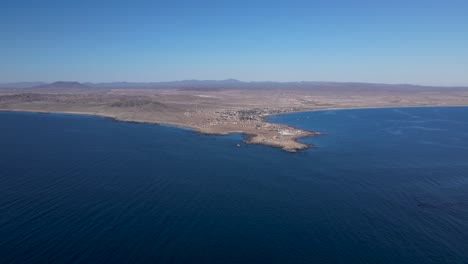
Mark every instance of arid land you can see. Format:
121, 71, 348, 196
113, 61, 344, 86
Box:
1, 82, 468, 152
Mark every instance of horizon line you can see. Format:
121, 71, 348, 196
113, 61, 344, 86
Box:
2, 79, 468, 88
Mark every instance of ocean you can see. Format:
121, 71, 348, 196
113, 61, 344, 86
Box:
1, 107, 467, 263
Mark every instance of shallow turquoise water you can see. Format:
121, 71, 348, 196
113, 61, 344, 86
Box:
1, 107, 468, 263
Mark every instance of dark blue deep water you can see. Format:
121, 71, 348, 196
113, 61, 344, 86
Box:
1, 107, 468, 263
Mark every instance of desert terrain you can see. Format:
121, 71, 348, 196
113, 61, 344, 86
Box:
1, 81, 468, 151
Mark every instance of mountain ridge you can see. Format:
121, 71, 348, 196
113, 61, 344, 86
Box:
1, 80, 467, 89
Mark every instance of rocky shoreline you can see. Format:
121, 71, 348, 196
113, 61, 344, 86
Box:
0, 107, 317, 152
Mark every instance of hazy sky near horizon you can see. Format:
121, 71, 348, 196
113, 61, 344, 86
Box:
1, 0, 467, 85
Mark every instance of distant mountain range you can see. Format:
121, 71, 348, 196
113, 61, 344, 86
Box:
0, 82, 47, 88
34, 81, 89, 89
0, 80, 466, 90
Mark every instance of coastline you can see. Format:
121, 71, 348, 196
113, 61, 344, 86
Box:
3, 104, 468, 152
0, 108, 312, 152
263, 104, 468, 119
0, 109, 319, 152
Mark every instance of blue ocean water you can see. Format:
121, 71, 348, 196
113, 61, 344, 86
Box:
1, 107, 467, 263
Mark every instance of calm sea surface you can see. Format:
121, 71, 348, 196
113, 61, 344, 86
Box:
1, 107, 468, 263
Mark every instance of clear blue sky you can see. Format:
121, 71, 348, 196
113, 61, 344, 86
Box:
1, 0, 467, 85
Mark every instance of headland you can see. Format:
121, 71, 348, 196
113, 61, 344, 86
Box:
1, 81, 468, 151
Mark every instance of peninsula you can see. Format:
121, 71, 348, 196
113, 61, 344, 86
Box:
1, 80, 468, 152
